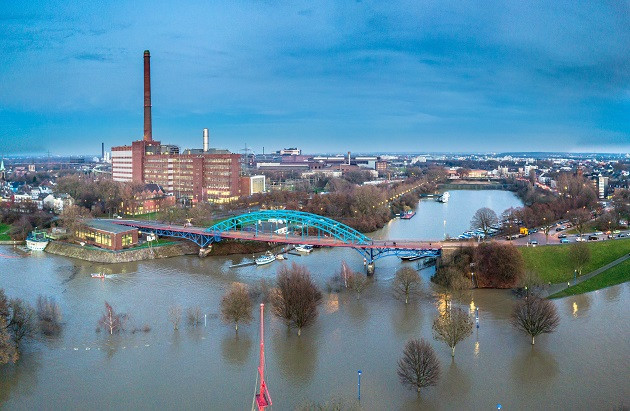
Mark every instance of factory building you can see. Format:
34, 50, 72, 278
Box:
111, 51, 240, 203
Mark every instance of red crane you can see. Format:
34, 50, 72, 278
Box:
254, 303, 271, 410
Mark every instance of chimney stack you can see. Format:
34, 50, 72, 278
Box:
143, 50, 152, 141
203, 128, 209, 152
347, 151, 351, 165
101, 142, 104, 159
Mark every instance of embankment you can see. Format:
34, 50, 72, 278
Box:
208, 239, 273, 256
45, 241, 198, 263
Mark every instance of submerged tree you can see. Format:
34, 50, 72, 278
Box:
346, 272, 369, 300
432, 306, 473, 358
99, 301, 124, 335
0, 317, 18, 365
186, 306, 203, 327
7, 299, 36, 348
393, 267, 421, 304
271, 263, 323, 336
511, 296, 560, 345
397, 338, 440, 394
221, 284, 253, 332
168, 305, 182, 331
36, 295, 63, 336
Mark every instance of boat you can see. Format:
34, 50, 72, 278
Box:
255, 252, 276, 266
294, 244, 313, 253
91, 273, 106, 279
26, 231, 49, 251
400, 254, 423, 261
275, 254, 286, 260
399, 210, 416, 220
437, 192, 450, 203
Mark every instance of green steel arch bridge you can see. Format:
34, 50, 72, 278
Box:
112, 209, 441, 265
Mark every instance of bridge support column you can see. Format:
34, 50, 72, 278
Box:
198, 246, 212, 258
366, 263, 375, 276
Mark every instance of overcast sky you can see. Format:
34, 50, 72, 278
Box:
0, 1, 629, 156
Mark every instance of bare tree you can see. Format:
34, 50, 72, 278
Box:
168, 305, 182, 331
540, 210, 554, 245
0, 317, 18, 365
221, 284, 253, 332
36, 295, 63, 336
186, 306, 203, 327
569, 242, 591, 277
470, 207, 498, 239
339, 261, 352, 289
346, 272, 369, 300
397, 338, 441, 394
569, 208, 591, 237
393, 267, 421, 304
432, 306, 473, 357
7, 299, 36, 348
511, 296, 559, 345
519, 270, 544, 297
99, 302, 124, 335
271, 263, 323, 336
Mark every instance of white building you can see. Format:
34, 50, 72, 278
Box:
111, 147, 133, 182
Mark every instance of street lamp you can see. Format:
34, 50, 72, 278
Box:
357, 370, 362, 400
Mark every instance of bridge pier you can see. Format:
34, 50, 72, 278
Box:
366, 263, 375, 276
198, 246, 212, 258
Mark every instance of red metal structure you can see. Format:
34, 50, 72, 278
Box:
143, 50, 152, 141
255, 303, 271, 410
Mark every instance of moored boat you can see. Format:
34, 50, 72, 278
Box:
91, 273, 106, 279
26, 231, 49, 251
437, 192, 450, 203
255, 252, 276, 265
400, 210, 416, 219
294, 244, 313, 253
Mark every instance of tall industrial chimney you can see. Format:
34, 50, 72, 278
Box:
203, 128, 209, 152
143, 50, 152, 141
347, 151, 351, 165
101, 142, 105, 159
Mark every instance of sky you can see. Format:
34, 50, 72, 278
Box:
0, 1, 629, 156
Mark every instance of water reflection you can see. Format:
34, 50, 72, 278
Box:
565, 294, 592, 318
272, 329, 318, 383
0, 353, 40, 404
220, 334, 252, 365
604, 284, 621, 302
391, 302, 423, 336
440, 361, 471, 397
511, 348, 559, 384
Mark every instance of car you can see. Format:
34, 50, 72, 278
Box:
588, 235, 599, 241
529, 240, 538, 246
558, 234, 567, 238
595, 231, 604, 235
618, 233, 627, 238
576, 237, 586, 242
561, 238, 569, 243
555, 227, 564, 232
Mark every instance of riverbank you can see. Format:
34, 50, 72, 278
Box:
520, 238, 630, 284
549, 257, 630, 299
45, 240, 199, 263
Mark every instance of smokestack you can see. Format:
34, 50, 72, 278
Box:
143, 50, 152, 141
347, 151, 351, 165
101, 142, 104, 159
203, 128, 209, 152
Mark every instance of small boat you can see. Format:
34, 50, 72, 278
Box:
294, 244, 313, 253
91, 273, 106, 279
400, 210, 416, 220
276, 254, 286, 260
437, 192, 450, 203
26, 230, 49, 251
400, 254, 423, 261
255, 252, 276, 266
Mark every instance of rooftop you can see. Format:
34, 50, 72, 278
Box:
86, 219, 137, 234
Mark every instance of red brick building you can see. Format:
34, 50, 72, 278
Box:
76, 220, 138, 251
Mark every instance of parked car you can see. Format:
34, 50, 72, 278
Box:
595, 231, 604, 235
576, 237, 586, 242
558, 234, 567, 239
529, 240, 539, 246
555, 227, 564, 232
588, 235, 599, 241
561, 238, 570, 243
618, 233, 627, 238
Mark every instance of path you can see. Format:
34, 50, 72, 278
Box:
543, 253, 630, 297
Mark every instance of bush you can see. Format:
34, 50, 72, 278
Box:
474, 242, 525, 288
36, 295, 62, 336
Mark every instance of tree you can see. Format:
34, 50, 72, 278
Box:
220, 284, 253, 332
519, 271, 544, 298
270, 263, 323, 336
99, 302, 124, 335
393, 267, 421, 304
346, 272, 369, 300
432, 306, 473, 357
569, 208, 591, 237
540, 209, 555, 244
612, 188, 630, 221
36, 295, 62, 336
59, 204, 91, 237
9, 216, 33, 241
470, 207, 498, 239
168, 305, 182, 331
397, 338, 440, 394
7, 299, 36, 348
431, 266, 470, 291
474, 242, 525, 288
511, 296, 559, 345
0, 317, 18, 365
569, 242, 591, 277
186, 306, 203, 327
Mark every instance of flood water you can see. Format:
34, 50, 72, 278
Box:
1, 191, 629, 410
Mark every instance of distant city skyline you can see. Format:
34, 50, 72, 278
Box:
1, 1, 629, 155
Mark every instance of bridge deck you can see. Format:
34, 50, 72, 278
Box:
113, 220, 442, 250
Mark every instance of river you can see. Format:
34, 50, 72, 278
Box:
1, 190, 629, 410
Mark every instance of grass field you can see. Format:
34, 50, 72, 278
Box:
0, 223, 11, 241
520, 238, 630, 283
549, 258, 630, 298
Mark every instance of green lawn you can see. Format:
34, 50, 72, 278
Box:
129, 212, 159, 220
0, 223, 11, 241
549, 258, 630, 298
520, 238, 630, 283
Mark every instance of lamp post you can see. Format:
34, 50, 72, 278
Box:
357, 370, 362, 401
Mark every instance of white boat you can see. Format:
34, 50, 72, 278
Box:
255, 252, 276, 265
91, 273, 106, 279
276, 254, 286, 260
294, 244, 313, 253
26, 231, 49, 251
437, 192, 450, 203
